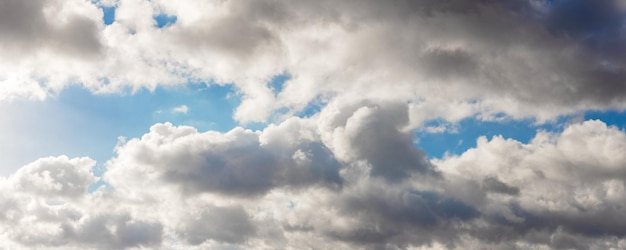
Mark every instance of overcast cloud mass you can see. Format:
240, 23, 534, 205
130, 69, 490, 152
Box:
1, 0, 626, 249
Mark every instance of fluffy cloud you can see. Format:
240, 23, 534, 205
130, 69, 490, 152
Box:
2, 112, 626, 249
436, 120, 626, 248
0, 156, 163, 249
316, 100, 438, 181
2, 0, 626, 249
1, 0, 626, 122
177, 204, 255, 245
105, 119, 342, 197
11, 156, 95, 199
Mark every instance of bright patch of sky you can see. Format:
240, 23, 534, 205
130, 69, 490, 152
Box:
269, 73, 290, 95
417, 111, 626, 159
6, 76, 623, 176
0, 83, 240, 175
584, 110, 626, 129
154, 13, 177, 28
296, 97, 326, 118
102, 6, 115, 25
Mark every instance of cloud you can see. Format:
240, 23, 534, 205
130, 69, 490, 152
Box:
0, 156, 163, 249
435, 120, 626, 248
172, 104, 189, 114
2, 0, 626, 249
0, 0, 102, 57
1, 0, 625, 122
11, 155, 96, 200
177, 204, 255, 245
317, 99, 438, 181
104, 119, 343, 197
3, 111, 626, 249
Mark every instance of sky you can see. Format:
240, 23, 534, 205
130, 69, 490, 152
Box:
1, 0, 626, 249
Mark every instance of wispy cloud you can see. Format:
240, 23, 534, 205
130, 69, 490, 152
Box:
172, 105, 189, 114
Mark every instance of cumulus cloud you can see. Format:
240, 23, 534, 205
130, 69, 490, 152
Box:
0, 155, 163, 249
177, 204, 255, 245
104, 119, 342, 197
317, 100, 438, 181
11, 156, 95, 200
0, 0, 102, 57
2, 0, 626, 249
1, 0, 625, 122
436, 120, 626, 248
2, 113, 626, 249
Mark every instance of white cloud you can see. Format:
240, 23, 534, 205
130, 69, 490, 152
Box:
2, 0, 626, 249
172, 104, 189, 114
11, 155, 96, 200
0, 155, 162, 249
1, 0, 625, 123
434, 120, 626, 248
105, 119, 342, 197
1, 111, 625, 249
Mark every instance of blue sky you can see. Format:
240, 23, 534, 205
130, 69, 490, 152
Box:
4, 75, 625, 174
417, 111, 626, 158
0, 83, 240, 175
2, 0, 626, 249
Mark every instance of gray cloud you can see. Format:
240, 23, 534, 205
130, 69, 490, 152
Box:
105, 120, 342, 197
482, 177, 520, 196
546, 0, 626, 57
2, 1, 626, 249
61, 213, 163, 249
2, 119, 626, 249
330, 188, 479, 248
1, 0, 625, 123
436, 120, 626, 248
172, 15, 279, 59
346, 103, 438, 180
318, 100, 438, 181
0, 0, 102, 57
178, 204, 255, 245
